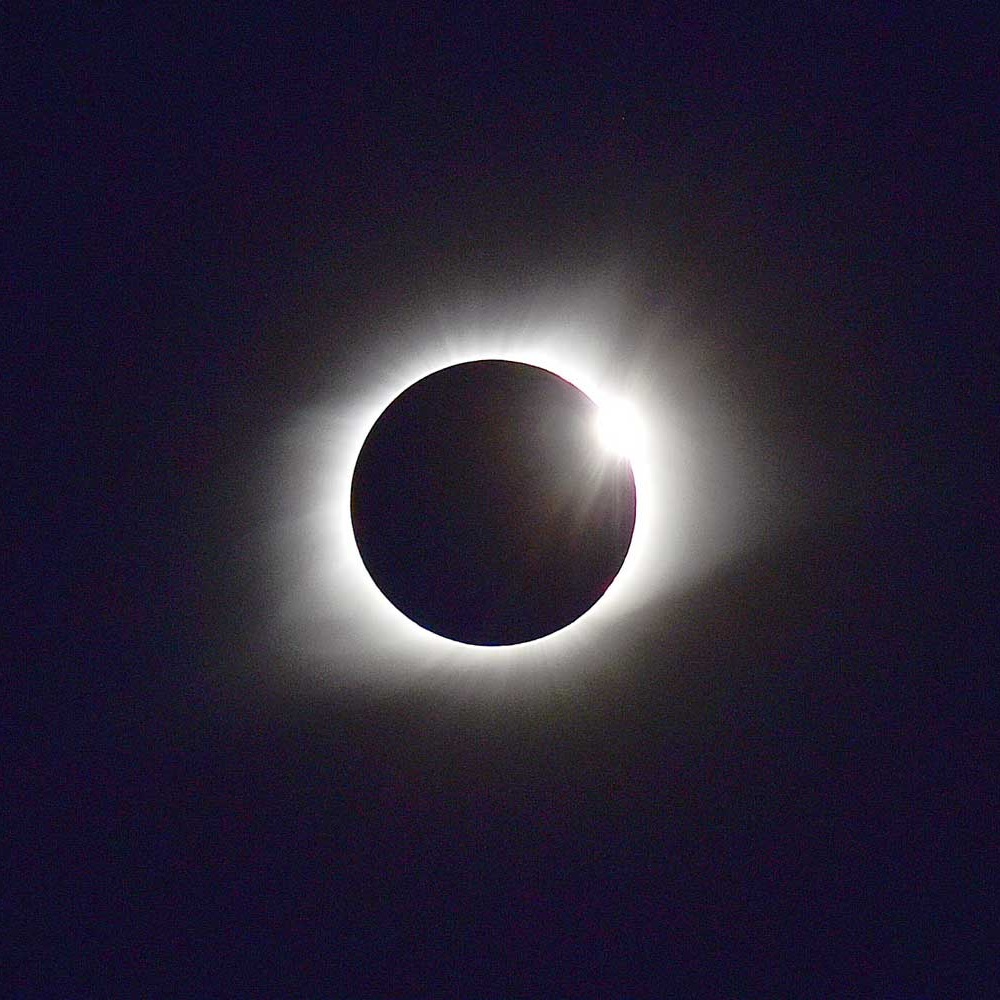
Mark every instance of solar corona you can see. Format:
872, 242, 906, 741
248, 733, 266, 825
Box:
264, 308, 753, 687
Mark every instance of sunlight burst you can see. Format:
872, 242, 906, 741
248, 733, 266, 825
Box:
593, 397, 645, 460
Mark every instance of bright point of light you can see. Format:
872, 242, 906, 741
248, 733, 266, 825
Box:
257, 296, 767, 691
593, 398, 645, 459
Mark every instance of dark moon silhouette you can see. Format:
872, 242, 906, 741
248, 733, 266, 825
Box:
350, 360, 637, 645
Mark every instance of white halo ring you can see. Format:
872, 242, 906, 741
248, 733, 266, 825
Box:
259, 303, 761, 689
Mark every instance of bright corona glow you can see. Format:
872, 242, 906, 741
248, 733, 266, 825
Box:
256, 293, 769, 692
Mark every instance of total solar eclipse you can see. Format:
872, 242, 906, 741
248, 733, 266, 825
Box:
350, 360, 637, 645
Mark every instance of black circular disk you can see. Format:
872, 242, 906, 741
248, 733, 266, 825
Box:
350, 360, 637, 645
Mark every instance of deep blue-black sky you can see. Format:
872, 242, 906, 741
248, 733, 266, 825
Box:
8, 5, 995, 995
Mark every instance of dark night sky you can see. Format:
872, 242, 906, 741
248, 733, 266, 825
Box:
8, 5, 995, 995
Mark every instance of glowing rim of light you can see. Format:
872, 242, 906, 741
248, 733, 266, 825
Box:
338, 356, 652, 655
280, 315, 689, 679
347, 356, 644, 648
